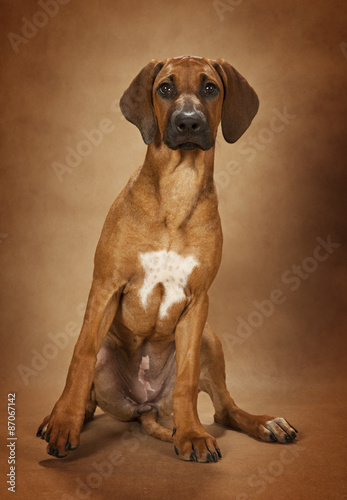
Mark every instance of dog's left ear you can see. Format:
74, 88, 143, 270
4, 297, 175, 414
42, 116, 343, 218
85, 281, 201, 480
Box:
120, 60, 164, 145
213, 60, 259, 143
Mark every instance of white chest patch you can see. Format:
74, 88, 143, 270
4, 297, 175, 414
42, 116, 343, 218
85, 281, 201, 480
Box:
138, 250, 199, 319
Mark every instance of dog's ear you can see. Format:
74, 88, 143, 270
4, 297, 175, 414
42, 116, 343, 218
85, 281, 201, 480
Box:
213, 60, 259, 143
120, 60, 164, 145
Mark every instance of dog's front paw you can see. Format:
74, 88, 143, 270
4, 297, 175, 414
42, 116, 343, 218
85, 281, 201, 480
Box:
258, 417, 298, 444
173, 427, 222, 463
36, 405, 84, 458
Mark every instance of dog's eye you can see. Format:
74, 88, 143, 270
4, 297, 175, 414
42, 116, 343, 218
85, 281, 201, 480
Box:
158, 82, 174, 97
204, 82, 218, 96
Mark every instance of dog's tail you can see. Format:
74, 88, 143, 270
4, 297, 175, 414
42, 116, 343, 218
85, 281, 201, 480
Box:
139, 412, 173, 442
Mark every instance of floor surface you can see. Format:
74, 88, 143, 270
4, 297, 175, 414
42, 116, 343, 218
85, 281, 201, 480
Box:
1, 384, 347, 500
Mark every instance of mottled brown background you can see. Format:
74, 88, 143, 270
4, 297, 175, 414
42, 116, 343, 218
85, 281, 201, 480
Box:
0, 0, 346, 499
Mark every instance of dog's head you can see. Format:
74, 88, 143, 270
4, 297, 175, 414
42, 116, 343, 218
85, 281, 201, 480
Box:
120, 56, 259, 151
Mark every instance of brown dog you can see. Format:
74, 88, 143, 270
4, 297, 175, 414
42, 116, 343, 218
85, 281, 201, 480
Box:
37, 56, 297, 462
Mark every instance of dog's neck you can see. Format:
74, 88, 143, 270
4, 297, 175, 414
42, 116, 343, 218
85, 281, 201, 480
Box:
139, 141, 217, 229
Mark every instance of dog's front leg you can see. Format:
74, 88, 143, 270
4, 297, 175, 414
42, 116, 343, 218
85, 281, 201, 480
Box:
172, 293, 221, 463
37, 278, 122, 457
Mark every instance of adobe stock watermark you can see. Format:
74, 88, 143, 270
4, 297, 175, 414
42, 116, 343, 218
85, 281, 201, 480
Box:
51, 98, 125, 183
61, 423, 149, 500
213, 0, 244, 22
51, 68, 155, 183
17, 302, 86, 386
7, 0, 71, 54
51, 118, 116, 183
214, 106, 296, 193
222, 235, 341, 354
235, 444, 307, 499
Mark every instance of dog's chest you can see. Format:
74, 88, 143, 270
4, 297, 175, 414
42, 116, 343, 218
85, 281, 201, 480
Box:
138, 250, 199, 319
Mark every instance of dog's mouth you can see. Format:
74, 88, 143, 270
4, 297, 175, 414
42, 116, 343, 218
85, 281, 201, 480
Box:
178, 142, 200, 150
166, 140, 214, 151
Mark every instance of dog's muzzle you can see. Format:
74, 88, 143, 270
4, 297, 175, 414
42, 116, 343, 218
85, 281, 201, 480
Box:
164, 108, 213, 151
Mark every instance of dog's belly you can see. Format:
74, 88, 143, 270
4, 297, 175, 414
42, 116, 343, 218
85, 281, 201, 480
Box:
94, 338, 176, 420
94, 250, 198, 419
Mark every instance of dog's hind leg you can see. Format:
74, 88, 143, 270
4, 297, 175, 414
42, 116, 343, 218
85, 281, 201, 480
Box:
84, 384, 97, 422
199, 323, 298, 444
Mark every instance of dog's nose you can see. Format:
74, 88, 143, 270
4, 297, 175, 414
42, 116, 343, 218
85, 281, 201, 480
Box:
175, 111, 203, 133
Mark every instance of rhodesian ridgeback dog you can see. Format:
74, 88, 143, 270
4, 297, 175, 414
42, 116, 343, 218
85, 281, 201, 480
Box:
37, 56, 297, 462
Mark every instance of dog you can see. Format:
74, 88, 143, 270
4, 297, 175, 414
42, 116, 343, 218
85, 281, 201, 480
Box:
37, 56, 297, 463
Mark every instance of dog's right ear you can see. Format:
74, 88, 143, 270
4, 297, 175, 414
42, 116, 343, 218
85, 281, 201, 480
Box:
120, 60, 164, 145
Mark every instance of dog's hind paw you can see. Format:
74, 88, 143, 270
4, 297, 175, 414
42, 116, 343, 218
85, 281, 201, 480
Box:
260, 417, 298, 444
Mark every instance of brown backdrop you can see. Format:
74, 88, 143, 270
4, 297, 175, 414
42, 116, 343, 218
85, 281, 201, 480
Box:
1, 0, 347, 499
